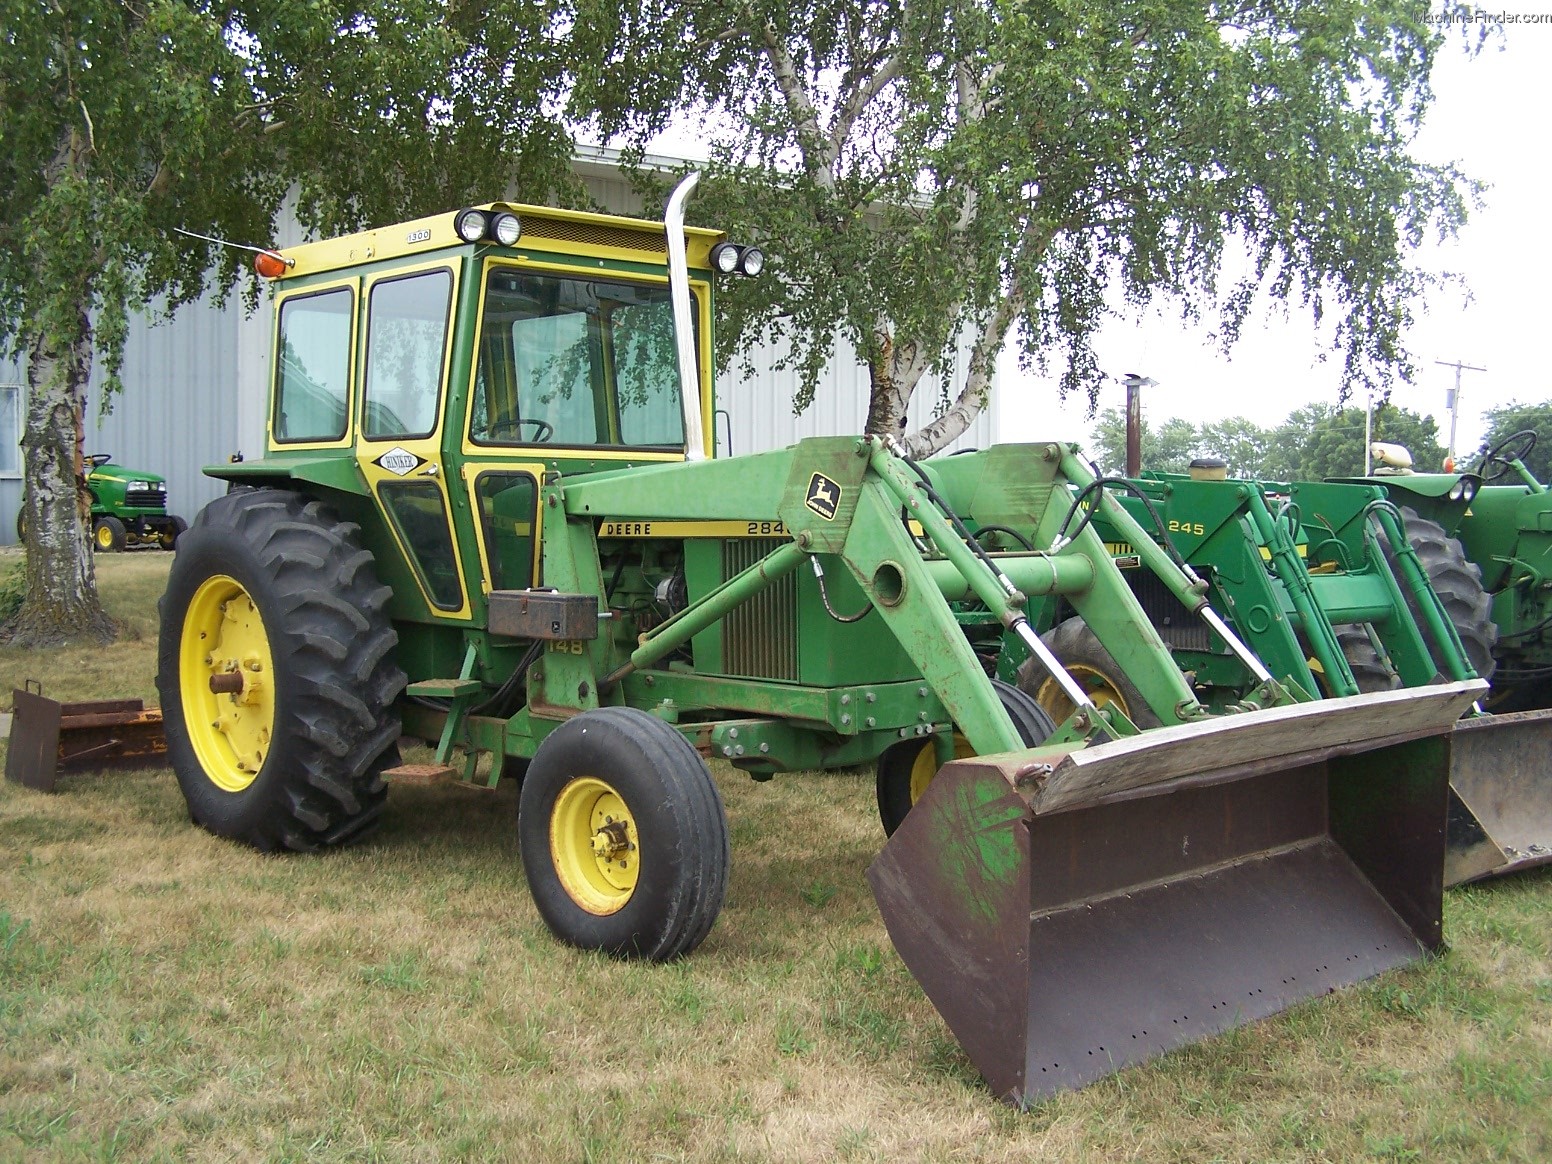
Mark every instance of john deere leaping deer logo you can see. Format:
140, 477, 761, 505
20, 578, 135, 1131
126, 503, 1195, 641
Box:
805, 472, 841, 520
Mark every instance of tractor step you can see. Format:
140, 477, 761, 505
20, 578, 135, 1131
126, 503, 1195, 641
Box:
405, 678, 483, 699
382, 762, 459, 784
5, 686, 167, 792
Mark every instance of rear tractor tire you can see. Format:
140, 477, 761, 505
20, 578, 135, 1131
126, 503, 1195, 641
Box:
519, 707, 729, 961
156, 489, 406, 852
1330, 626, 1400, 694
1018, 616, 1164, 730
93, 515, 127, 553
875, 679, 1055, 836
1390, 507, 1497, 684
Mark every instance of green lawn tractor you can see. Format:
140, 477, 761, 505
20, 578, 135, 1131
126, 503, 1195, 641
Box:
85, 454, 186, 551
13, 453, 186, 550
146, 179, 1480, 1105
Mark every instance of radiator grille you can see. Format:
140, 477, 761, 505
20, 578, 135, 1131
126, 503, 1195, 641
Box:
521, 216, 669, 258
1131, 570, 1213, 651
721, 538, 799, 681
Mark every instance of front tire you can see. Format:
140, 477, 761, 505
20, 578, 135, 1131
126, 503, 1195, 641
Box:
94, 515, 127, 552
519, 707, 729, 961
158, 514, 188, 551
1018, 616, 1163, 729
875, 679, 1055, 835
156, 489, 405, 852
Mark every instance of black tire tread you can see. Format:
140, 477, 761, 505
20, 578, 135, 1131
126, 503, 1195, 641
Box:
519, 706, 728, 962
1392, 507, 1498, 684
1331, 625, 1401, 693
156, 489, 406, 853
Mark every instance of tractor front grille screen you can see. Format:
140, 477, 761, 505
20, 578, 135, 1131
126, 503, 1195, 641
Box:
722, 538, 799, 681
1131, 571, 1212, 651
521, 218, 669, 259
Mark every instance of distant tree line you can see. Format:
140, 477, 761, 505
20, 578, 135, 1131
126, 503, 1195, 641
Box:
1084, 399, 1552, 482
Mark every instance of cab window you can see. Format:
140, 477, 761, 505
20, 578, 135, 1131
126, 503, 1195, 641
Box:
273, 287, 352, 442
362, 269, 454, 440
471, 269, 691, 450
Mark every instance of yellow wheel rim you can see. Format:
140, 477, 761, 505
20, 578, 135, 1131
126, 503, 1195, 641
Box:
1035, 663, 1132, 726
907, 733, 975, 806
549, 777, 639, 916
179, 575, 276, 793
95, 523, 114, 550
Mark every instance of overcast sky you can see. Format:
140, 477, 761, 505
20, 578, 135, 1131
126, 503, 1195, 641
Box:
997, 15, 1552, 462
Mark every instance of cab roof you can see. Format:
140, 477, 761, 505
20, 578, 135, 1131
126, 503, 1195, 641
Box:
269, 202, 726, 280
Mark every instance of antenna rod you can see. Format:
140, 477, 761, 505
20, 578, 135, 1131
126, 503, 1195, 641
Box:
173, 227, 293, 267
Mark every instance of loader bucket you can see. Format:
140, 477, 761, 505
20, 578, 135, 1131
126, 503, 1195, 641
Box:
868, 680, 1483, 1104
1445, 708, 1552, 885
4, 687, 167, 793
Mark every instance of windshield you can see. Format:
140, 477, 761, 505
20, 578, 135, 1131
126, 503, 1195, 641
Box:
471, 267, 692, 450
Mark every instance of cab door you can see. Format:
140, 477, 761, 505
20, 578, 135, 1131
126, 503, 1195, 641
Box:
354, 261, 471, 619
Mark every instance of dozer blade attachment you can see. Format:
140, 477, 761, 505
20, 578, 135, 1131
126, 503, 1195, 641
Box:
868, 680, 1483, 1104
5, 687, 167, 793
1446, 708, 1552, 885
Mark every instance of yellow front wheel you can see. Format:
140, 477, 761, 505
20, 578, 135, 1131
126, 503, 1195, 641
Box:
874, 679, 1054, 835
549, 776, 640, 915
1019, 617, 1161, 730
520, 707, 728, 961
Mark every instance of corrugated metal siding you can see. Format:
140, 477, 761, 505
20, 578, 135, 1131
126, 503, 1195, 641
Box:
84, 291, 244, 522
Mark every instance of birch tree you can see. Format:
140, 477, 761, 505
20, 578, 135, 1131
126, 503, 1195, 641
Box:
587, 0, 1475, 456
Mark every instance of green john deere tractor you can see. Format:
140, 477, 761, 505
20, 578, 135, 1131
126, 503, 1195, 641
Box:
152, 177, 1481, 1104
1327, 431, 1552, 879
952, 461, 1548, 886
14, 454, 186, 550
85, 454, 186, 551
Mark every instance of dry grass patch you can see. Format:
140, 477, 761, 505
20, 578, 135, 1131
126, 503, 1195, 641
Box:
1, 552, 1550, 1161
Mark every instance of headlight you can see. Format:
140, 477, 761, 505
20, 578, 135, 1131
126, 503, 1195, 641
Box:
491, 211, 522, 246
126, 480, 154, 493
708, 241, 741, 274
454, 208, 489, 243
736, 245, 765, 277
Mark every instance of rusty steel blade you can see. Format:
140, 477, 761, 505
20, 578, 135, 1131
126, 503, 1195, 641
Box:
868, 681, 1481, 1104
5, 687, 167, 793
1446, 708, 1552, 885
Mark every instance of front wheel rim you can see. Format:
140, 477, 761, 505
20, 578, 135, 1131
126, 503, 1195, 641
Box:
1035, 663, 1131, 725
179, 575, 276, 793
907, 733, 975, 806
550, 777, 640, 915
95, 523, 113, 549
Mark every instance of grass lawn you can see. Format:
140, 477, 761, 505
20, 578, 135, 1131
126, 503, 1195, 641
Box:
1, 551, 1549, 1162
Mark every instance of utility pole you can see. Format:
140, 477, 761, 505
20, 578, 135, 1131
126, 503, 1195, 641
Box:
1435, 358, 1486, 463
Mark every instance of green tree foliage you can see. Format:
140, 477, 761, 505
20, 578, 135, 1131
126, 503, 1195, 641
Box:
1261, 402, 1447, 480
1474, 401, 1552, 483
0, 1, 579, 643
1087, 401, 1445, 480
593, 0, 1474, 456
1089, 408, 1205, 475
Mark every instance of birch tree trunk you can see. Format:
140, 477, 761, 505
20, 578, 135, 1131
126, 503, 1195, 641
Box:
7, 312, 114, 645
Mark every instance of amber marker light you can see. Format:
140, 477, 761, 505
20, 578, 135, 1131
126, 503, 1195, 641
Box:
254, 250, 293, 279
